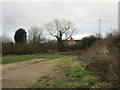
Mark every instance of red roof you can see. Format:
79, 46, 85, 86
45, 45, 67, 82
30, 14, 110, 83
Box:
69, 37, 75, 45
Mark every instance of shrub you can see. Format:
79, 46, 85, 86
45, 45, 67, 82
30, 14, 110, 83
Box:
2, 41, 57, 55
77, 32, 120, 88
80, 35, 99, 49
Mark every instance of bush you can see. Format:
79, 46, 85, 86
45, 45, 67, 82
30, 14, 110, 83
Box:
2, 41, 57, 55
63, 35, 99, 53
77, 32, 120, 88
80, 35, 99, 49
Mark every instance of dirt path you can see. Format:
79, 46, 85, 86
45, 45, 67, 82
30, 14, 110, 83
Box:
2, 58, 61, 88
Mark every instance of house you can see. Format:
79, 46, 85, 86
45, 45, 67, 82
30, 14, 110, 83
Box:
69, 37, 76, 45
50, 37, 76, 45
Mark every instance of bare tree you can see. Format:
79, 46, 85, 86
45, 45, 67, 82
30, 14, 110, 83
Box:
1, 31, 13, 43
28, 26, 44, 43
45, 19, 75, 52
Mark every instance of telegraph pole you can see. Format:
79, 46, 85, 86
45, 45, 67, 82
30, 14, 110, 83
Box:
111, 23, 113, 33
99, 20, 102, 38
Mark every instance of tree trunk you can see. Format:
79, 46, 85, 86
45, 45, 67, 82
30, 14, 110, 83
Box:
57, 37, 64, 52
55, 31, 64, 52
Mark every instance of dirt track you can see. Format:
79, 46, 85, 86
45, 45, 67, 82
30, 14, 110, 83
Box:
2, 58, 61, 88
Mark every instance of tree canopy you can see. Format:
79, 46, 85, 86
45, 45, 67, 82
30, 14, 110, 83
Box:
45, 19, 75, 52
14, 28, 27, 43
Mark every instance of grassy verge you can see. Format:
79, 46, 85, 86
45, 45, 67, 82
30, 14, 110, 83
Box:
32, 55, 105, 88
2, 54, 61, 64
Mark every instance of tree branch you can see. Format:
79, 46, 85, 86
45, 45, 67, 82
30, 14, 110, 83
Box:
47, 29, 56, 37
65, 30, 74, 40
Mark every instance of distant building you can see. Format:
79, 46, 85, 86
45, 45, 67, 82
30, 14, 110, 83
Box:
50, 37, 76, 45
69, 37, 76, 45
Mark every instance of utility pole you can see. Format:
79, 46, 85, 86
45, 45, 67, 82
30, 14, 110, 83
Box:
99, 20, 102, 38
111, 23, 113, 33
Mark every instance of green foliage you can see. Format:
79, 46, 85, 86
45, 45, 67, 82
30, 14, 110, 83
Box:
69, 69, 89, 78
14, 28, 27, 43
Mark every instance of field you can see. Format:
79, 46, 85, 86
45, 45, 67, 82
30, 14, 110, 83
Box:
2, 54, 105, 88
2, 54, 60, 64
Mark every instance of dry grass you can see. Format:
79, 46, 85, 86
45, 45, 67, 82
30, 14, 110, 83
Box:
77, 32, 120, 88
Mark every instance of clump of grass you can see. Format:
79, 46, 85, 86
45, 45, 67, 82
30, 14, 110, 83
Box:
92, 83, 107, 88
81, 75, 99, 86
67, 67, 89, 78
32, 80, 89, 88
50, 81, 89, 88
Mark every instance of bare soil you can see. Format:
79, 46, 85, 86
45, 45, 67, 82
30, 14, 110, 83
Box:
2, 58, 61, 88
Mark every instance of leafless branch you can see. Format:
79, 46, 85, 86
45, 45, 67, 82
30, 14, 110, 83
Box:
45, 19, 75, 40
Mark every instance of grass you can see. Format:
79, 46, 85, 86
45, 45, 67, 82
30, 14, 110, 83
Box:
2, 54, 61, 64
32, 55, 104, 88
2, 54, 106, 88
32, 80, 89, 88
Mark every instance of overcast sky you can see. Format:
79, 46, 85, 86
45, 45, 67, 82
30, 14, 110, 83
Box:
1, 2, 118, 41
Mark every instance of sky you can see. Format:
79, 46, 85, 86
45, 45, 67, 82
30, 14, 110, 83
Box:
1, 1, 118, 41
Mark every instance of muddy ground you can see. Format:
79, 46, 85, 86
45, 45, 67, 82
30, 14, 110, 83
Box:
2, 58, 61, 88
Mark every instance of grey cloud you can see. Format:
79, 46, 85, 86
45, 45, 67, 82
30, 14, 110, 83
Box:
2, 2, 118, 40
